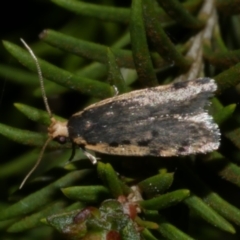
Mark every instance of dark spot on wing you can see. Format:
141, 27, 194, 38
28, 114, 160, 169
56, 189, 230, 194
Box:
195, 78, 210, 85
178, 140, 190, 153
109, 142, 119, 147
178, 146, 187, 153
173, 81, 188, 90
137, 139, 151, 146
86, 141, 97, 145
182, 140, 190, 146
122, 140, 131, 145
150, 149, 159, 155
151, 130, 159, 137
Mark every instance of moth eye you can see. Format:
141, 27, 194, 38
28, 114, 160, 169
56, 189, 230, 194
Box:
55, 136, 67, 144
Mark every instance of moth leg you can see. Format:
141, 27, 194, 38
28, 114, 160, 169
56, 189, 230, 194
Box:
80, 148, 99, 164
68, 142, 76, 162
113, 85, 119, 96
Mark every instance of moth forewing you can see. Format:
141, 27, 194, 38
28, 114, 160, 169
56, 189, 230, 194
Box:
67, 78, 220, 157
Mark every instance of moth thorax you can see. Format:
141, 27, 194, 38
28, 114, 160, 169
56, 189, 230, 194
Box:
48, 117, 69, 144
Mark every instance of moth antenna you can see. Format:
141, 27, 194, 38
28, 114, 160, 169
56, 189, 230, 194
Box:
19, 137, 52, 189
20, 38, 52, 118
68, 142, 76, 162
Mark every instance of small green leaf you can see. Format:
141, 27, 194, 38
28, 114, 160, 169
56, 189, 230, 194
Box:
51, 0, 129, 23
139, 189, 190, 210
14, 103, 65, 125
141, 228, 158, 240
212, 98, 236, 125
107, 48, 127, 94
134, 216, 159, 229
156, 0, 204, 28
145, 211, 194, 240
40, 29, 135, 69
130, 0, 158, 87
215, 61, 240, 94
204, 192, 240, 227
204, 49, 240, 69
157, 216, 194, 240
97, 162, 124, 198
184, 194, 235, 233
62, 186, 110, 203
138, 172, 174, 196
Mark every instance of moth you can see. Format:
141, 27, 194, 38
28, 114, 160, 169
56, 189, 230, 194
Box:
20, 39, 220, 188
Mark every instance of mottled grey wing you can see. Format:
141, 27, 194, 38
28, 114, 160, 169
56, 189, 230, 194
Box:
68, 78, 220, 156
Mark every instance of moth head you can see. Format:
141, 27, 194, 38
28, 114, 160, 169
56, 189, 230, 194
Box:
48, 117, 69, 144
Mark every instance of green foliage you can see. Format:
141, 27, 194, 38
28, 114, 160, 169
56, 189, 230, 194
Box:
1, 0, 240, 239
